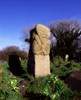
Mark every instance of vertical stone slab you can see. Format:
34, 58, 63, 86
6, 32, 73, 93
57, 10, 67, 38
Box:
35, 55, 50, 77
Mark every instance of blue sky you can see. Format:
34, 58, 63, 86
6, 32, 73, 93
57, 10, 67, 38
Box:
0, 0, 81, 50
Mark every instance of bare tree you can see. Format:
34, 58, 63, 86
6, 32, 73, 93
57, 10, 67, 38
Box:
49, 19, 81, 60
0, 50, 7, 61
4, 46, 20, 56
21, 25, 35, 43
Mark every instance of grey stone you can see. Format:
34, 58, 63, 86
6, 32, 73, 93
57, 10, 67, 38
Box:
28, 24, 50, 77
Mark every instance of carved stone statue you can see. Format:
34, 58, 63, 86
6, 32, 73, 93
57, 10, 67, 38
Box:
27, 24, 50, 77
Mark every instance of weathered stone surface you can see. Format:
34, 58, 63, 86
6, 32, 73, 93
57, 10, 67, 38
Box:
35, 55, 50, 77
36, 24, 50, 39
28, 24, 50, 77
29, 24, 50, 55
27, 55, 50, 77
33, 39, 50, 55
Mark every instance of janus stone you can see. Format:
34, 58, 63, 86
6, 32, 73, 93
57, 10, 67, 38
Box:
27, 24, 50, 77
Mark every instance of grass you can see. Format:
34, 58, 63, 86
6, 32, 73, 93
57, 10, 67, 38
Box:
0, 64, 2, 83
0, 62, 23, 100
51, 56, 81, 77
0, 57, 81, 100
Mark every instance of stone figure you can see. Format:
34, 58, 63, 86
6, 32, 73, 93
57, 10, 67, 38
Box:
28, 24, 50, 77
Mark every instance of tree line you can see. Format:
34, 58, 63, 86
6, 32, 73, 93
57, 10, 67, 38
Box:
49, 19, 81, 61
0, 19, 81, 62
0, 46, 27, 61
22, 19, 81, 62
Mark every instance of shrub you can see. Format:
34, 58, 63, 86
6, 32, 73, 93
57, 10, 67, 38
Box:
26, 74, 72, 100
0, 51, 7, 61
19, 50, 27, 61
50, 56, 73, 77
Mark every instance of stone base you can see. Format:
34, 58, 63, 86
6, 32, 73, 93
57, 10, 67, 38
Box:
27, 55, 50, 77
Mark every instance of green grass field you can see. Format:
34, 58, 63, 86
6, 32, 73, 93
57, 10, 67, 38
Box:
0, 57, 81, 100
